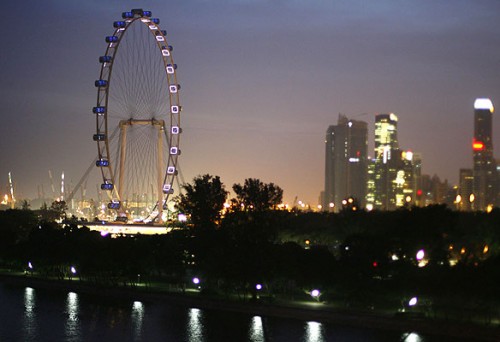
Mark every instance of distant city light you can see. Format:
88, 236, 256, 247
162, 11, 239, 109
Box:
408, 297, 418, 306
310, 289, 320, 298
192, 277, 200, 285
70, 266, 77, 274
256, 284, 262, 290
472, 140, 485, 151
474, 98, 494, 112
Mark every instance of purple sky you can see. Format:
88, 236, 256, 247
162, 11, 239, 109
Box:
1, 0, 500, 206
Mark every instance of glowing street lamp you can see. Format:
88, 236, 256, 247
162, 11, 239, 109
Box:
310, 289, 321, 301
192, 277, 200, 285
408, 297, 418, 307
256, 284, 263, 291
416, 249, 428, 267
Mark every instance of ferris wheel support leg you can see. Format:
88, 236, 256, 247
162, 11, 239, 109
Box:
157, 124, 164, 221
118, 122, 128, 201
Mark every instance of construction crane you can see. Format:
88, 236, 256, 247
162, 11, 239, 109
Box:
48, 170, 56, 199
61, 171, 65, 201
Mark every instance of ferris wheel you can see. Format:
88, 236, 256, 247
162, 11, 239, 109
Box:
92, 9, 181, 223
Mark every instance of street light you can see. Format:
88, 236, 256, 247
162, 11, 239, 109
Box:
310, 289, 321, 302
416, 249, 428, 267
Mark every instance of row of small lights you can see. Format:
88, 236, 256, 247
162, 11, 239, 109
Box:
28, 262, 77, 276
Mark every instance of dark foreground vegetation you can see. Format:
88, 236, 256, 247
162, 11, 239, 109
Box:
2, 202, 500, 329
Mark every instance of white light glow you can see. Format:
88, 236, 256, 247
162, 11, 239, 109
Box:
249, 316, 264, 342
132, 301, 144, 340
188, 308, 204, 342
402, 332, 423, 342
305, 321, 324, 342
408, 297, 418, 306
474, 98, 494, 112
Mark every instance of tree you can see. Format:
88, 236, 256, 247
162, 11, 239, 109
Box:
232, 178, 283, 211
175, 174, 228, 230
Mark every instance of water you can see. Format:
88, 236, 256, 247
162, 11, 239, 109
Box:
0, 282, 464, 341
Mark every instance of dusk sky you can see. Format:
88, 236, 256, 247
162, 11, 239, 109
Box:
2, 0, 500, 206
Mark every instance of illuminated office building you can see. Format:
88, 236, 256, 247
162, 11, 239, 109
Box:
472, 98, 497, 210
458, 168, 474, 211
367, 113, 419, 210
324, 115, 368, 211
369, 114, 400, 210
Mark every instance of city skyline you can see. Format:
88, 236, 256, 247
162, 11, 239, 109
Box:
2, 1, 500, 206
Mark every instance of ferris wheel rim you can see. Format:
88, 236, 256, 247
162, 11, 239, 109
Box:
93, 9, 182, 221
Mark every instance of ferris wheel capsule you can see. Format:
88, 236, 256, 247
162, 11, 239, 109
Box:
99, 56, 112, 63
113, 21, 126, 28
105, 36, 119, 43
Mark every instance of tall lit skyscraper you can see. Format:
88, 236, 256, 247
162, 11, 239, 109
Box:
366, 113, 419, 210
324, 115, 368, 211
472, 98, 496, 210
370, 113, 399, 210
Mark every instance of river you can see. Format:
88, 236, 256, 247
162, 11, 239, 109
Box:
0, 281, 479, 341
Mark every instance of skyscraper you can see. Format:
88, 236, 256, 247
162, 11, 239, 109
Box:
370, 113, 400, 210
458, 168, 473, 211
324, 115, 368, 211
472, 98, 496, 210
367, 113, 420, 210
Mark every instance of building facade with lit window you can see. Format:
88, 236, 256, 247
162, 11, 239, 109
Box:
472, 98, 497, 210
368, 114, 400, 210
458, 168, 474, 211
367, 113, 419, 210
324, 115, 368, 211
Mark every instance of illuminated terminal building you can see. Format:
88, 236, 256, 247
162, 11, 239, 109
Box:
324, 114, 368, 211
472, 98, 497, 210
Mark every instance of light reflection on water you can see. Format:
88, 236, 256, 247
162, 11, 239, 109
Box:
0, 284, 445, 341
65, 291, 81, 341
131, 301, 144, 341
249, 315, 265, 342
305, 321, 324, 342
402, 332, 423, 342
188, 308, 204, 342
23, 287, 37, 341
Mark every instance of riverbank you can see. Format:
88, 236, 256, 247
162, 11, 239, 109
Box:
1, 272, 498, 341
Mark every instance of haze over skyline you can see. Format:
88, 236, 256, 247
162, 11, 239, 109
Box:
1, 0, 500, 206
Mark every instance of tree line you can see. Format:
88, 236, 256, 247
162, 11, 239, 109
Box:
1, 175, 500, 321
